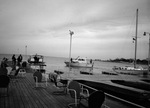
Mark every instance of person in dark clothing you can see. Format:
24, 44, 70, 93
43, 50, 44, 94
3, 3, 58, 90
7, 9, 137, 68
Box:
12, 54, 16, 66
17, 54, 23, 66
1, 57, 8, 68
90, 59, 93, 64
34, 55, 38, 63
70, 58, 73, 63
0, 66, 8, 75
19, 54, 23, 62
17, 56, 20, 66
0, 57, 8, 75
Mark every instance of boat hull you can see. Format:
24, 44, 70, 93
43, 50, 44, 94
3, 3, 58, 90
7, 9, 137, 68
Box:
113, 68, 148, 75
64, 61, 93, 68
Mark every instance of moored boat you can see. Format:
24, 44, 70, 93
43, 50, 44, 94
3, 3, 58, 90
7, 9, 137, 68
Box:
64, 56, 94, 68
28, 54, 46, 73
113, 66, 147, 75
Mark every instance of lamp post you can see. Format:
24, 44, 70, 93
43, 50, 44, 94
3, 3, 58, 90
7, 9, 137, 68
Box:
143, 32, 150, 73
69, 30, 74, 73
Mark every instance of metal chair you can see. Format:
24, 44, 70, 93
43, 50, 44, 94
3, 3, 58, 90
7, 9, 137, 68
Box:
33, 71, 47, 89
67, 80, 89, 108
52, 74, 68, 95
0, 75, 10, 96
80, 90, 110, 108
88, 90, 105, 108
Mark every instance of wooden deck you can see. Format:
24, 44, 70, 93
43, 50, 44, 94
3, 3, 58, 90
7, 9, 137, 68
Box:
0, 72, 147, 108
0, 73, 73, 108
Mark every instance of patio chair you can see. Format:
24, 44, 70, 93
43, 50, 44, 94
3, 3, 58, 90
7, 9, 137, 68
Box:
88, 90, 105, 108
0, 75, 10, 96
67, 80, 89, 108
80, 90, 110, 108
6, 66, 12, 75
52, 74, 68, 95
33, 71, 47, 89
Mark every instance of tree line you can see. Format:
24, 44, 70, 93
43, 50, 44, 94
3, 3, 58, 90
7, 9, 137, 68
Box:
108, 58, 148, 65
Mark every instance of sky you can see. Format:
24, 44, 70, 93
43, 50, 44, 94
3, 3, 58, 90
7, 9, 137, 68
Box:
0, 0, 150, 60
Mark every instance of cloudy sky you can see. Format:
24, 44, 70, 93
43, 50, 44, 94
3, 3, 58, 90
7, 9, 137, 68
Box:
0, 0, 149, 59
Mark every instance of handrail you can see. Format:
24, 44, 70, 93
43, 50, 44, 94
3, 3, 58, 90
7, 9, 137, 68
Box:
78, 82, 146, 108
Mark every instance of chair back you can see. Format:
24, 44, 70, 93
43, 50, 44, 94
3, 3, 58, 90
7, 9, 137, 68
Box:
0, 75, 10, 88
33, 71, 42, 82
68, 80, 81, 98
6, 67, 12, 75
53, 74, 58, 87
88, 90, 105, 108
15, 68, 20, 76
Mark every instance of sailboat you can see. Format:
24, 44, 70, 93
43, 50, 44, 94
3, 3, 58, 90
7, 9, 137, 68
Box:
113, 9, 148, 75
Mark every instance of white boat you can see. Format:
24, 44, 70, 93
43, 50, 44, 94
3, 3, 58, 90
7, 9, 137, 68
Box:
64, 56, 94, 68
113, 9, 148, 75
28, 54, 46, 73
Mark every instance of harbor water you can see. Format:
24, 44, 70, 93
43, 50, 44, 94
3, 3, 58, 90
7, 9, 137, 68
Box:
0, 54, 148, 77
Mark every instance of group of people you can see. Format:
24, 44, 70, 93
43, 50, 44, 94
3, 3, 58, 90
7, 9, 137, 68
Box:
0, 54, 23, 76
12, 54, 23, 67
0, 54, 23, 68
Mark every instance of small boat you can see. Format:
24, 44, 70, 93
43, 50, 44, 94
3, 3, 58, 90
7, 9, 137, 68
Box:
64, 56, 94, 68
28, 54, 46, 73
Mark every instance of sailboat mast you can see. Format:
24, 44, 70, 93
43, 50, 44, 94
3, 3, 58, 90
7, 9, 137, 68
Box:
134, 9, 138, 68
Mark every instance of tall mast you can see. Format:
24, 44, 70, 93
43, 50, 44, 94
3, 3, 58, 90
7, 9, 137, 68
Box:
134, 9, 138, 68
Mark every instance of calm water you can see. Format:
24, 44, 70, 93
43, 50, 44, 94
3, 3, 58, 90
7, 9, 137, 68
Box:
0, 54, 147, 75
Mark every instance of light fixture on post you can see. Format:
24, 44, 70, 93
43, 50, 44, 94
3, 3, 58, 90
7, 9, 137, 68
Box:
143, 31, 150, 74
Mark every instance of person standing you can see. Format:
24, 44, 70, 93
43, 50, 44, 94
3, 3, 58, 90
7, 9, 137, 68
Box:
20, 54, 23, 63
90, 59, 93, 64
17, 54, 23, 66
12, 54, 16, 66
17, 55, 20, 66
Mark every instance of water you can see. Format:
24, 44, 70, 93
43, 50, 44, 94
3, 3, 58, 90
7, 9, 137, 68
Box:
0, 54, 147, 75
